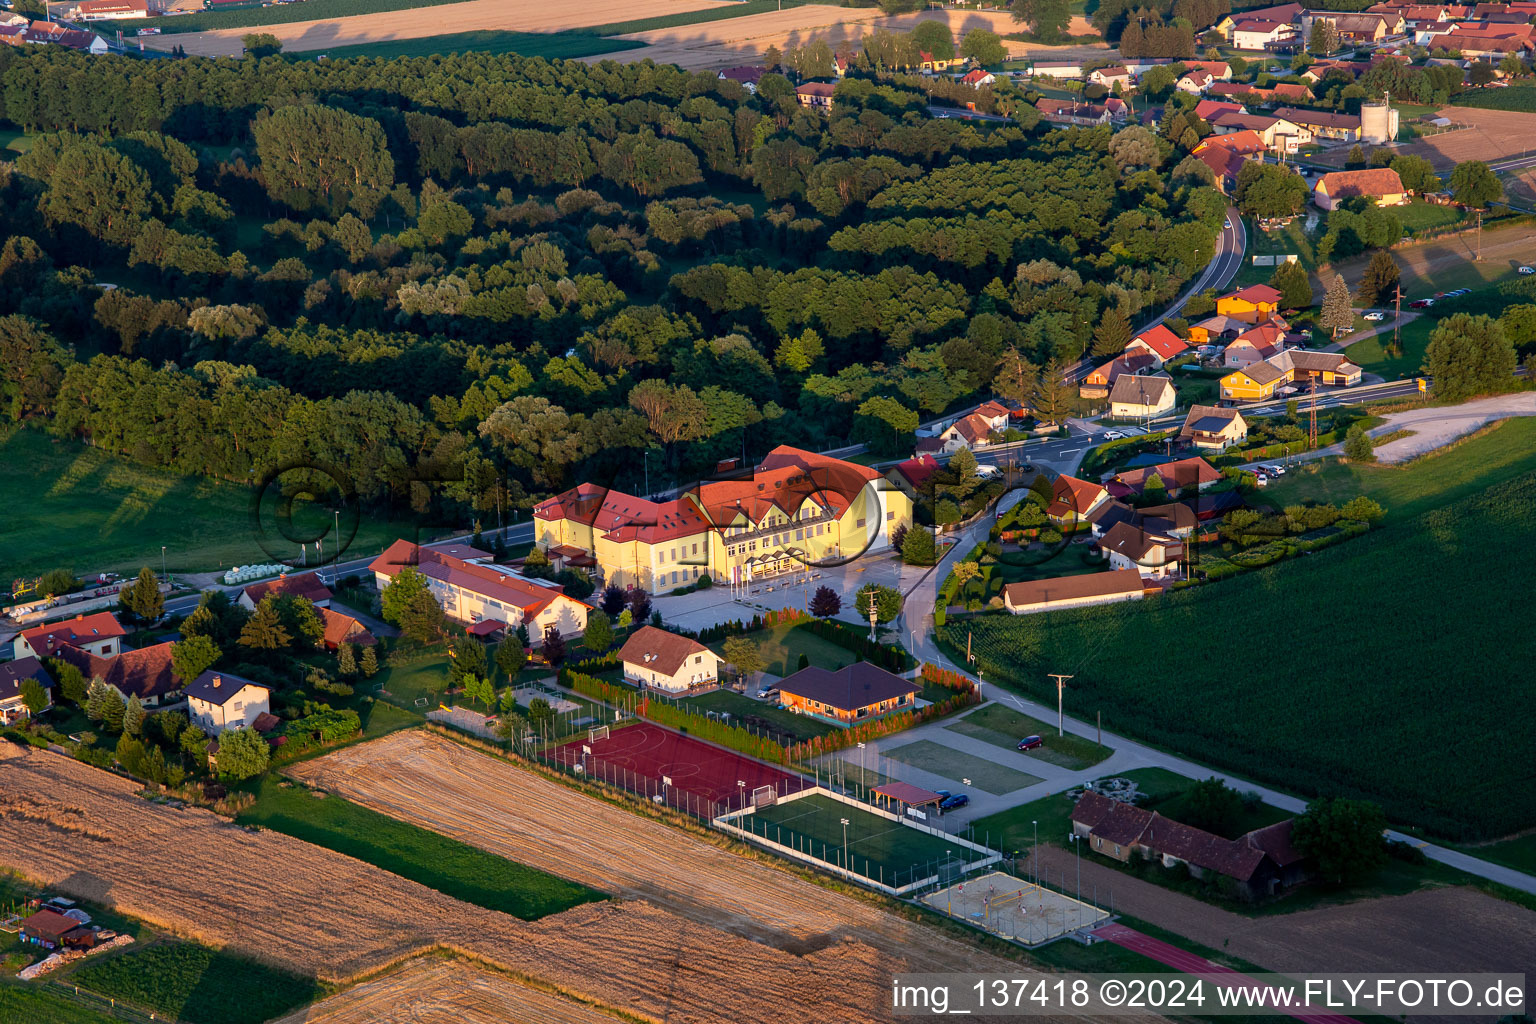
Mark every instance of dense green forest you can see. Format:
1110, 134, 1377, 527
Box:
0, 45, 1222, 523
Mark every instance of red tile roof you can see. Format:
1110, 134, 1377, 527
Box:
893, 454, 941, 490
1129, 324, 1189, 361
243, 571, 332, 607
55, 642, 180, 701
1226, 283, 1283, 305
370, 540, 585, 616
320, 607, 376, 648
1195, 99, 1244, 119
1316, 167, 1406, 200
1112, 456, 1220, 494
1003, 569, 1146, 608
20, 612, 126, 656
690, 445, 881, 530
946, 411, 994, 446
619, 625, 712, 677
1051, 475, 1107, 515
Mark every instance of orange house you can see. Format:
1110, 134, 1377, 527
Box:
1216, 284, 1284, 323
777, 663, 918, 725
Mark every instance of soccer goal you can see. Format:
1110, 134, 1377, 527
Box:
751, 784, 777, 809
588, 725, 610, 743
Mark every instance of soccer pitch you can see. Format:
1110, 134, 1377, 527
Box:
741, 793, 987, 889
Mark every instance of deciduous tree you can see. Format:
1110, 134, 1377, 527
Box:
214, 725, 270, 781
1422, 313, 1516, 400
809, 585, 841, 618
1292, 797, 1388, 884
171, 634, 221, 684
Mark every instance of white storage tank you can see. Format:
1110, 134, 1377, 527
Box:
1361, 103, 1399, 144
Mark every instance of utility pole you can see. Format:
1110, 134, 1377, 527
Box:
1476, 209, 1483, 262
1048, 673, 1073, 736
1393, 283, 1402, 357
1308, 377, 1318, 449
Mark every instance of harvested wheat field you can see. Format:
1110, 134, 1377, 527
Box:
1315, 106, 1536, 172
0, 742, 1018, 1023
141, 0, 731, 57
274, 956, 624, 1024
606, 7, 1107, 71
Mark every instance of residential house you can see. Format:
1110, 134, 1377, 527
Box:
1187, 313, 1251, 347
1270, 82, 1314, 102
1103, 96, 1132, 121
1032, 60, 1086, 78
961, 68, 996, 87
1177, 68, 1214, 94
940, 411, 998, 450
239, 570, 333, 611
1220, 349, 1362, 400
1081, 351, 1157, 399
1313, 167, 1407, 209
55, 642, 182, 707
718, 66, 764, 93
919, 50, 963, 72
1207, 80, 1276, 101
1124, 324, 1189, 368
370, 540, 589, 642
1071, 791, 1311, 900
1179, 405, 1250, 451
1217, 2, 1303, 39
1086, 496, 1199, 540
1232, 18, 1302, 50
18, 909, 93, 950
619, 626, 720, 694
1186, 59, 1233, 79
184, 671, 271, 736
14, 611, 127, 661
1108, 374, 1178, 420
1194, 98, 1245, 120
0, 656, 51, 724
1099, 521, 1183, 578
319, 607, 376, 651
1207, 109, 1307, 152
1223, 322, 1290, 367
1109, 456, 1221, 499
0, 21, 110, 52
536, 445, 910, 592
1035, 98, 1111, 125
795, 82, 837, 111
1438, 23, 1535, 57
1002, 569, 1147, 615
776, 662, 919, 725
1194, 143, 1248, 192
1088, 64, 1134, 90
1046, 475, 1112, 526
887, 454, 942, 499
1300, 11, 1400, 43
1273, 106, 1362, 141
1217, 284, 1284, 323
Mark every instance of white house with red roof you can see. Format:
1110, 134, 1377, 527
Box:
238, 571, 333, 612
961, 68, 996, 87
1123, 324, 1189, 368
370, 541, 588, 642
14, 611, 127, 661
619, 626, 720, 693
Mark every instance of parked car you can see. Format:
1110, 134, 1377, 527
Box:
1254, 473, 1269, 487
940, 793, 970, 811
1224, 218, 1232, 229
1409, 298, 1434, 309
1363, 311, 1385, 321
1447, 288, 1471, 297
1520, 266, 1534, 275
755, 688, 778, 699
1017, 735, 1043, 751
1262, 464, 1286, 476
1102, 429, 1126, 440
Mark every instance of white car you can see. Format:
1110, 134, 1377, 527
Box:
1253, 473, 1269, 487
1262, 464, 1286, 476
1363, 311, 1386, 322
1520, 266, 1535, 275
1224, 218, 1233, 229
1102, 430, 1126, 440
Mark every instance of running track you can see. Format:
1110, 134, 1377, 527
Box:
1092, 923, 1359, 1024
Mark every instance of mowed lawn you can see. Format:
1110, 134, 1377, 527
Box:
0, 429, 419, 580
946, 703, 1113, 771
70, 940, 322, 1024
237, 777, 602, 920
709, 621, 855, 677
745, 793, 984, 885
882, 739, 1043, 795
943, 420, 1536, 841
1344, 314, 1433, 380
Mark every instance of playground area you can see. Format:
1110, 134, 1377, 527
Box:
921, 871, 1109, 947
550, 720, 809, 817
724, 791, 996, 893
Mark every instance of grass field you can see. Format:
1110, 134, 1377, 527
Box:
679, 688, 839, 741
942, 419, 1536, 841
882, 739, 1043, 795
1344, 315, 1432, 380
71, 940, 322, 1024
237, 776, 603, 919
1450, 83, 1536, 113
301, 29, 644, 60
0, 429, 423, 581
1395, 200, 1465, 234
743, 793, 985, 886
945, 703, 1113, 771
708, 621, 854, 677
0, 984, 121, 1024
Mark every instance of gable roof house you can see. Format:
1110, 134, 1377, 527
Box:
1123, 324, 1190, 367
54, 641, 183, 707
1081, 351, 1157, 399
1221, 349, 1362, 400
1047, 475, 1112, 526
18, 908, 95, 950
1274, 106, 1362, 141
1108, 374, 1178, 421
1179, 405, 1249, 451
1036, 98, 1112, 126
939, 410, 999, 450
1194, 98, 1245, 120
961, 67, 996, 87
1002, 568, 1148, 615
1100, 518, 1182, 579
796, 82, 837, 111
1223, 322, 1290, 367
1109, 456, 1221, 499
1313, 168, 1407, 210
777, 662, 919, 724
371, 540, 589, 643
0, 656, 52, 724
1177, 68, 1213, 93
1088, 64, 1134, 89
184, 670, 271, 736
717, 66, 764, 92
1231, 17, 1302, 50
619, 626, 720, 694
887, 454, 942, 498
319, 607, 377, 651
1216, 284, 1284, 323
1187, 313, 1252, 347
1217, 2, 1303, 38
239, 570, 333, 611
1071, 791, 1310, 899
14, 611, 127, 661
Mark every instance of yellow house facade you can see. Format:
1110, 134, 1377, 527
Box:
1216, 284, 1284, 323
534, 446, 913, 593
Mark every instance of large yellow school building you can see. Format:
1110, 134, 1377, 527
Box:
533, 446, 913, 593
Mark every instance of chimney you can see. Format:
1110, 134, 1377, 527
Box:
212, 676, 221, 688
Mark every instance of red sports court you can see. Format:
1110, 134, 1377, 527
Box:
553, 721, 811, 817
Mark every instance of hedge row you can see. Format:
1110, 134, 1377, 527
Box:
562, 670, 790, 763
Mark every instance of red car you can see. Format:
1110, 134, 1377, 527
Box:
1017, 735, 1043, 751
